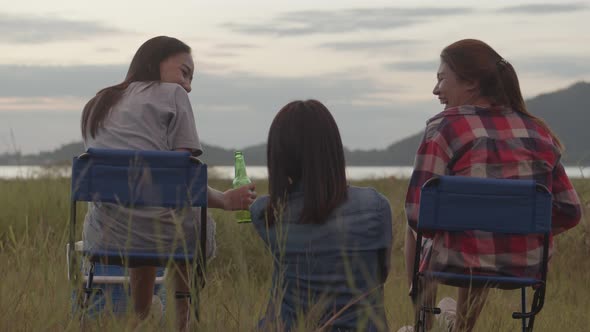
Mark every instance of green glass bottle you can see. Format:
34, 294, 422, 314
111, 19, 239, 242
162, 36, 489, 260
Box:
232, 151, 252, 223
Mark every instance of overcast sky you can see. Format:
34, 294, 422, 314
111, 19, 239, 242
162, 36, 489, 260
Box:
1, 0, 589, 154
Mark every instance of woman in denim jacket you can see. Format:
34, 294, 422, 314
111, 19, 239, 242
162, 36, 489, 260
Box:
250, 100, 394, 332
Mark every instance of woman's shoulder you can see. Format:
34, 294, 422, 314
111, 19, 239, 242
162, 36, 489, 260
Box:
129, 81, 184, 91
157, 82, 188, 94
425, 105, 481, 129
422, 105, 488, 142
127, 81, 187, 103
347, 185, 379, 196
337, 186, 393, 233
346, 186, 390, 209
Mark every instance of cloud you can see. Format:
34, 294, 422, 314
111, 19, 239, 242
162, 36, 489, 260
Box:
0, 96, 85, 111
215, 42, 259, 50
384, 60, 438, 72
96, 47, 119, 53
512, 56, 590, 77
385, 56, 590, 78
0, 64, 127, 98
2, 55, 587, 106
222, 7, 472, 36
206, 43, 259, 58
0, 63, 397, 104
190, 70, 393, 111
318, 39, 422, 52
0, 63, 432, 152
205, 51, 239, 58
0, 13, 125, 44
497, 3, 588, 14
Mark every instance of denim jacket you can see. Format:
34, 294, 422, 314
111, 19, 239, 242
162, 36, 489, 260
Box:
251, 185, 393, 332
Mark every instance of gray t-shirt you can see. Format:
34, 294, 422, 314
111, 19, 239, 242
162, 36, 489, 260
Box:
85, 81, 201, 153
83, 81, 214, 256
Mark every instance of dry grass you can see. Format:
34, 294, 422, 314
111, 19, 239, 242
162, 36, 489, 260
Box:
0, 176, 587, 331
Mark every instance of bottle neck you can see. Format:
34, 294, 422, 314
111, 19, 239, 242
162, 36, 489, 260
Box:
234, 154, 248, 178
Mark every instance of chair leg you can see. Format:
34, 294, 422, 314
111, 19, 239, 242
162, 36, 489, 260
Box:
192, 269, 201, 321
192, 259, 205, 320
416, 306, 425, 332
82, 262, 96, 309
193, 285, 200, 322
413, 277, 440, 332
80, 261, 97, 328
526, 288, 542, 331
415, 305, 441, 332
520, 288, 527, 332
175, 290, 194, 324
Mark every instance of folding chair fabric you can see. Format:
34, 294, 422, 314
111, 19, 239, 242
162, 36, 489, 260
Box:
412, 175, 553, 332
71, 148, 207, 208
419, 176, 552, 234
68, 148, 209, 319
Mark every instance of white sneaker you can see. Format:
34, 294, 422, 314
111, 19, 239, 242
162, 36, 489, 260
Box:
396, 326, 414, 332
437, 297, 457, 331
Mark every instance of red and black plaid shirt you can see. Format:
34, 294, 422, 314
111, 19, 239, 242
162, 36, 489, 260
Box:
405, 105, 582, 277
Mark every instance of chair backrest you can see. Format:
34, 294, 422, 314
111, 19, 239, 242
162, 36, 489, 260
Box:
418, 176, 552, 234
71, 148, 207, 208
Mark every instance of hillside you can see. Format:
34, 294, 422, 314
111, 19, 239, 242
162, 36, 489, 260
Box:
525, 82, 590, 164
352, 81, 590, 166
1, 81, 588, 166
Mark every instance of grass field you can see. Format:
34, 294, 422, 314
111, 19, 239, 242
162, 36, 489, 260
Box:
0, 175, 588, 331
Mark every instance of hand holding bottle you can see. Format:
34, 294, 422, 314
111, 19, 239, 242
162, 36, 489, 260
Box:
232, 151, 254, 223
222, 183, 257, 211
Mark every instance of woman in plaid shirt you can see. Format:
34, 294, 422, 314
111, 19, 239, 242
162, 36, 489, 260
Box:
402, 39, 582, 331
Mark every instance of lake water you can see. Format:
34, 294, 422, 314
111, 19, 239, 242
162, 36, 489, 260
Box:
1, 165, 588, 180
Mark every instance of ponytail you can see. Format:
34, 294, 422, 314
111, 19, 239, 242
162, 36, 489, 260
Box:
496, 59, 563, 150
441, 39, 564, 151
81, 81, 130, 140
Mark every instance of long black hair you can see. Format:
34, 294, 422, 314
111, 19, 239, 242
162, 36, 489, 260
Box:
81, 36, 191, 139
265, 100, 348, 225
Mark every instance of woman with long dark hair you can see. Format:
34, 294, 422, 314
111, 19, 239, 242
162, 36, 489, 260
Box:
400, 39, 581, 332
81, 36, 256, 330
251, 100, 393, 331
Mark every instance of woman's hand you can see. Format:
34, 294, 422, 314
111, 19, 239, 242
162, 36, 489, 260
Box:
222, 183, 257, 211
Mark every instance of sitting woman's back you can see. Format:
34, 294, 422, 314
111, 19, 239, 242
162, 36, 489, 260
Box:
250, 100, 393, 332
252, 185, 391, 331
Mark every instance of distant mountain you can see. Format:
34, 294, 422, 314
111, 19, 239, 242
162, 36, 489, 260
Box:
525, 82, 590, 165
0, 141, 241, 166
349, 81, 590, 166
1, 81, 588, 166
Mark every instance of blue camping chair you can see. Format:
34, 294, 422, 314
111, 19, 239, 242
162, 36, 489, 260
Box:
68, 148, 208, 319
410, 176, 552, 332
